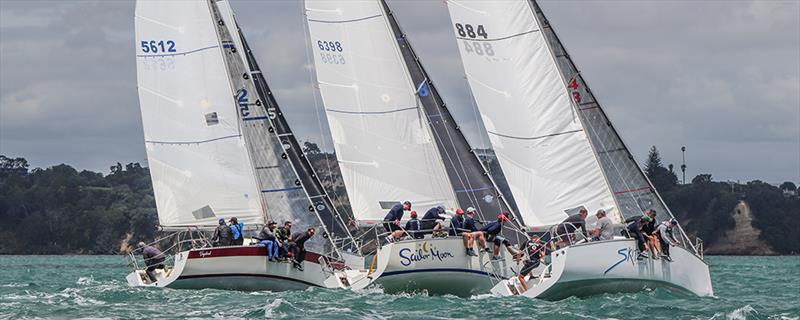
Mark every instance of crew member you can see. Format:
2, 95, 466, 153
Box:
229, 217, 244, 246
211, 218, 232, 247
138, 242, 165, 283
288, 228, 315, 270
421, 205, 447, 237
656, 219, 680, 261
517, 235, 546, 292
383, 201, 411, 243
480, 214, 520, 260
556, 208, 588, 247
404, 211, 424, 239
257, 221, 279, 262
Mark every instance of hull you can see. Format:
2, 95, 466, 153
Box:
491, 239, 714, 300
126, 246, 371, 291
370, 237, 517, 296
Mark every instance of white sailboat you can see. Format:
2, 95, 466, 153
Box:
303, 0, 529, 296
127, 0, 370, 291
444, 0, 713, 299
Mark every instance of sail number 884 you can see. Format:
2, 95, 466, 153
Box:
455, 23, 487, 39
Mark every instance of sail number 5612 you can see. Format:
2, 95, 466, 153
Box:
140, 40, 176, 53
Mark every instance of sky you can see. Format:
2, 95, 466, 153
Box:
0, 0, 798, 184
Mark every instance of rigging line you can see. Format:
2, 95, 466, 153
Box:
145, 134, 241, 145
455, 29, 540, 42
487, 129, 583, 141
301, 7, 348, 233
307, 14, 382, 24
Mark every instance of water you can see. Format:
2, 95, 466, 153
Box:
0, 256, 797, 319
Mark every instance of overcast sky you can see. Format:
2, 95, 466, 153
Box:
1, 0, 798, 184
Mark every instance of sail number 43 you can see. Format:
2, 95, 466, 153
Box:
140, 40, 176, 53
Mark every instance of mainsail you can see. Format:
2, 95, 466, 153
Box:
444, 0, 616, 226
304, 0, 458, 222
135, 1, 264, 227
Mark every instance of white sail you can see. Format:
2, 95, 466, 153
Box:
304, 0, 458, 222
445, 0, 617, 226
135, 1, 264, 227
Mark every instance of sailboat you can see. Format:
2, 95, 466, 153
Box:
444, 0, 713, 299
303, 0, 530, 295
127, 0, 370, 291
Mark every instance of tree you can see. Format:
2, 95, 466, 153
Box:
780, 182, 797, 192
644, 146, 678, 192
303, 141, 321, 155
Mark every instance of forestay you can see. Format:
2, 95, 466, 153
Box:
304, 0, 457, 222
135, 1, 264, 227
445, 0, 618, 226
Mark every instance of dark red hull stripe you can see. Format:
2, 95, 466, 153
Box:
185, 246, 341, 267
175, 273, 320, 287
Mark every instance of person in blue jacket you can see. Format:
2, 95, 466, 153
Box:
229, 217, 244, 246
404, 211, 424, 239
449, 208, 465, 236
383, 201, 411, 243
480, 214, 520, 260
421, 205, 447, 237
461, 207, 481, 256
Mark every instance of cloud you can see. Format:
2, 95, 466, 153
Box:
0, 0, 797, 184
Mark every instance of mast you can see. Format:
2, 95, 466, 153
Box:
209, 0, 356, 256
528, 0, 697, 253
377, 0, 525, 232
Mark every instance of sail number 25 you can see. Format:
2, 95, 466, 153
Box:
140, 40, 176, 53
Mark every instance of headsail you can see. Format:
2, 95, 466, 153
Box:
377, 0, 522, 228
216, 0, 356, 253
444, 0, 617, 227
526, 1, 684, 235
135, 1, 264, 227
304, 0, 458, 222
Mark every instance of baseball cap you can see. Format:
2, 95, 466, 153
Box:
455, 208, 464, 216
410, 211, 418, 218
498, 214, 510, 222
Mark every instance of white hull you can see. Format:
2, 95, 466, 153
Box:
126, 246, 371, 291
369, 238, 517, 296
491, 239, 713, 300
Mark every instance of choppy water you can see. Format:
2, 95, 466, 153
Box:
0, 255, 797, 319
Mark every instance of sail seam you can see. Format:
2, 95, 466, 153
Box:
455, 29, 539, 42
136, 45, 218, 57
487, 129, 582, 140
307, 14, 382, 24
145, 134, 241, 145
325, 106, 417, 115
260, 186, 303, 193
